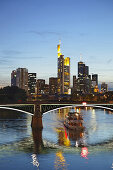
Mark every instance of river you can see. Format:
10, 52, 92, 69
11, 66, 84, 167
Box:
0, 107, 113, 169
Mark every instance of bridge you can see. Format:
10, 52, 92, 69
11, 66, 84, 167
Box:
0, 102, 113, 129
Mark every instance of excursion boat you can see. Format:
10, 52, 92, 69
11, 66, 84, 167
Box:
64, 109, 84, 131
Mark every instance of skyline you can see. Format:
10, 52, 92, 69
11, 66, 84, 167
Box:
0, 0, 113, 89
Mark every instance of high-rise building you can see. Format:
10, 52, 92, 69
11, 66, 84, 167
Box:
85, 66, 89, 77
78, 61, 89, 78
11, 70, 17, 86
49, 77, 58, 95
101, 82, 108, 93
44, 84, 49, 95
57, 41, 70, 94
92, 74, 98, 87
77, 61, 91, 93
64, 57, 70, 94
78, 61, 85, 78
36, 79, 45, 94
73, 75, 77, 90
28, 73, 36, 95
58, 54, 64, 94
16, 68, 28, 92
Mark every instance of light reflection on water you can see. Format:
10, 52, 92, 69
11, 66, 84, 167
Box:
1, 107, 113, 169
43, 107, 113, 147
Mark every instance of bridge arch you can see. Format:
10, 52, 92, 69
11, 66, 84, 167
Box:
41, 104, 113, 114
92, 105, 113, 112
0, 106, 33, 116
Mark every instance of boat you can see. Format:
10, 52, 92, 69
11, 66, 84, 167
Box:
64, 108, 84, 131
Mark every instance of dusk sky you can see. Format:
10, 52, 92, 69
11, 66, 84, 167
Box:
0, 0, 113, 88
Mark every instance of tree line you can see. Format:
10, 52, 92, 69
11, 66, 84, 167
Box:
0, 86, 27, 104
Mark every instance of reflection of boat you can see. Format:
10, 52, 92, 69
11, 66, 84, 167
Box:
64, 108, 84, 131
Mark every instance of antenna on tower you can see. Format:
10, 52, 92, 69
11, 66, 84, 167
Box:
59, 39, 61, 45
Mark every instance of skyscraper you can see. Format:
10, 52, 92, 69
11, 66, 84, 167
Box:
28, 73, 36, 95
92, 74, 98, 86
78, 61, 85, 78
11, 70, 16, 86
77, 61, 91, 93
58, 54, 64, 94
49, 77, 58, 95
101, 82, 108, 93
36, 79, 45, 94
16, 68, 28, 92
57, 41, 70, 94
64, 57, 70, 94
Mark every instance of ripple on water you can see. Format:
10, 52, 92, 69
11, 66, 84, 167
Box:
43, 107, 113, 148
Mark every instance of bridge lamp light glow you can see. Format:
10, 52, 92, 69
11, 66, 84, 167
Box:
82, 102, 87, 106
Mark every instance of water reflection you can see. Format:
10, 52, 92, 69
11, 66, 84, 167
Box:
32, 129, 43, 154
0, 109, 32, 144
55, 151, 67, 170
54, 107, 85, 147
81, 147, 89, 159
56, 127, 70, 147
43, 106, 113, 147
31, 154, 39, 168
1, 107, 113, 169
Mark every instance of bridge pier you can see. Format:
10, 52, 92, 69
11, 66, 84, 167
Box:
31, 104, 43, 130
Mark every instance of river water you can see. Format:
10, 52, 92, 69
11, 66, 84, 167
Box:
1, 107, 113, 169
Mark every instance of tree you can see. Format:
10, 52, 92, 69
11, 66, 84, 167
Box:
0, 86, 27, 104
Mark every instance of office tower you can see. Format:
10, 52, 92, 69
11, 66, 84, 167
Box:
49, 77, 58, 95
58, 54, 64, 94
11, 70, 16, 86
64, 57, 70, 94
57, 41, 70, 94
16, 68, 28, 92
36, 79, 45, 94
77, 61, 91, 93
101, 82, 108, 93
44, 84, 49, 95
28, 73, 36, 95
78, 61, 85, 78
85, 66, 89, 77
78, 61, 89, 77
72, 75, 78, 94
73, 75, 77, 90
78, 61, 85, 93
92, 74, 98, 87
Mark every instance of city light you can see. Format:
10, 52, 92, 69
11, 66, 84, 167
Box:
82, 102, 87, 106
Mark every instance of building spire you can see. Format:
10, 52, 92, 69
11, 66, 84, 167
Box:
57, 40, 62, 58
80, 53, 82, 61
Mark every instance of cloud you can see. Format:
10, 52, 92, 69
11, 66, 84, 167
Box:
1, 50, 22, 56
79, 32, 87, 37
28, 30, 61, 37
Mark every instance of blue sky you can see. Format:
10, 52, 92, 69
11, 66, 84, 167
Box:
0, 0, 113, 88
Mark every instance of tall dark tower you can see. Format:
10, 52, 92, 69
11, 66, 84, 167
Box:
85, 66, 89, 77
78, 61, 85, 78
92, 74, 98, 85
11, 70, 17, 86
28, 73, 36, 94
77, 61, 91, 93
